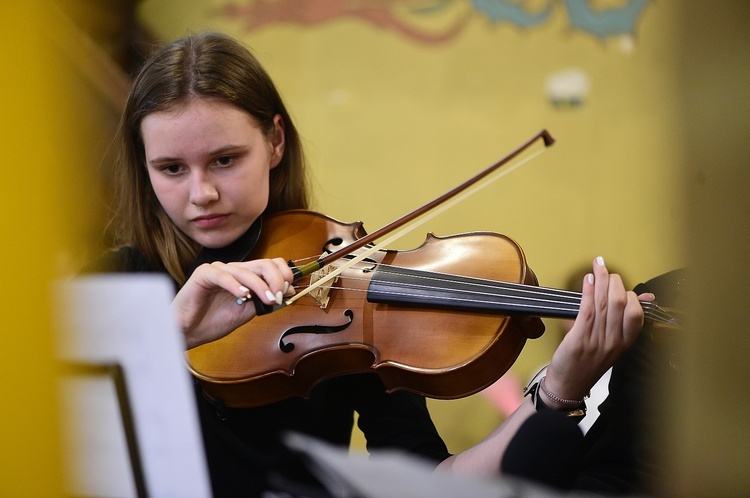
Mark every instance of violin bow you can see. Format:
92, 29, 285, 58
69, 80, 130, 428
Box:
284, 129, 555, 305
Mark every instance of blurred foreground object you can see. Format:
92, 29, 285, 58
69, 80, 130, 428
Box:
665, 2, 750, 496
56, 275, 211, 497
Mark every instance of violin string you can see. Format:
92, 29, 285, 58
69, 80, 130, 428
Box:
298, 276, 677, 324
375, 264, 677, 324
371, 262, 678, 324
293, 260, 677, 325
297, 279, 674, 324
364, 270, 582, 316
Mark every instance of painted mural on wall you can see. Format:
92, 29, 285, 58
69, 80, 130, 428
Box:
216, 0, 650, 44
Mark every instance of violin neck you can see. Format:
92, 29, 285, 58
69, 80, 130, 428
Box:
366, 265, 675, 325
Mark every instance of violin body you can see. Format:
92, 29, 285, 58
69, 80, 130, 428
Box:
186, 210, 545, 407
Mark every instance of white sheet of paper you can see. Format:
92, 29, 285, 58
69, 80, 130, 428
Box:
56, 274, 211, 498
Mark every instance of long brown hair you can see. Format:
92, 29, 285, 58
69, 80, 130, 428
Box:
110, 32, 309, 284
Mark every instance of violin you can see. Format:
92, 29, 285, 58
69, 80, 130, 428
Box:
187, 209, 542, 407
185, 131, 678, 408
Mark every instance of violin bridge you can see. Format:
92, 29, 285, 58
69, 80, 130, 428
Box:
308, 264, 337, 309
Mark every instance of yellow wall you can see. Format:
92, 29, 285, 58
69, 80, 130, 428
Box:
139, 2, 685, 293
136, 0, 687, 452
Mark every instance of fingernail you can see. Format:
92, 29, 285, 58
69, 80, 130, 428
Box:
284, 281, 290, 293
265, 290, 275, 302
596, 256, 605, 267
275, 291, 283, 305
237, 286, 251, 305
587, 273, 594, 285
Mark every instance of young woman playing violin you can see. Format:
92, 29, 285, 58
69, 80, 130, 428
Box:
93, 32, 651, 496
